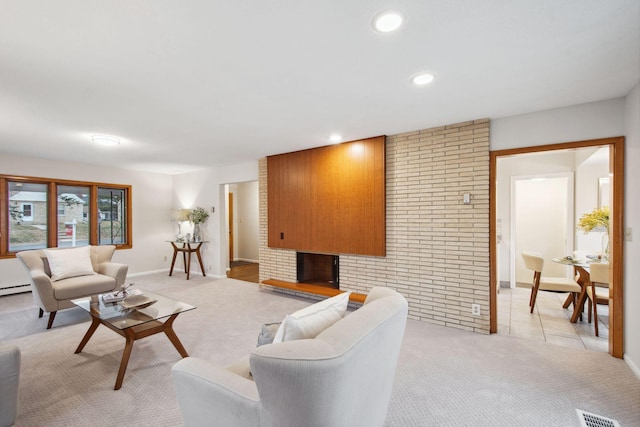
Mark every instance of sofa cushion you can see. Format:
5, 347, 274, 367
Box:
53, 274, 116, 300
257, 322, 281, 347
273, 291, 351, 343
44, 246, 96, 281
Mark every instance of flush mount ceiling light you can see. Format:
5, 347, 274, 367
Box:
411, 72, 436, 86
371, 10, 405, 33
91, 135, 121, 146
329, 134, 343, 144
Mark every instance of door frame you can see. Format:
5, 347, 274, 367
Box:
489, 136, 625, 358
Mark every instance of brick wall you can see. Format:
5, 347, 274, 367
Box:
259, 119, 490, 333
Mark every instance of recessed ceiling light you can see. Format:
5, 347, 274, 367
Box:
329, 134, 343, 144
411, 72, 436, 86
91, 135, 121, 146
372, 11, 404, 33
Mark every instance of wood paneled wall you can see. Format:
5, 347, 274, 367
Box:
267, 136, 385, 256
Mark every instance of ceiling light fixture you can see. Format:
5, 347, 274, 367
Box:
372, 11, 405, 33
411, 72, 436, 86
329, 134, 343, 144
91, 135, 121, 146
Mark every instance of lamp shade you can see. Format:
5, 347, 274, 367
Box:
176, 208, 192, 222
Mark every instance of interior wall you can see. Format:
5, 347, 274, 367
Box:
260, 119, 491, 334
172, 161, 258, 278
236, 181, 259, 262
0, 152, 174, 289
624, 82, 640, 376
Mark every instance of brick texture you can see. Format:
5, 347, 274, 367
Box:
259, 119, 490, 334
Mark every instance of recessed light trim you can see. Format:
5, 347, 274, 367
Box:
329, 134, 343, 144
91, 135, 121, 146
411, 72, 436, 86
372, 11, 405, 33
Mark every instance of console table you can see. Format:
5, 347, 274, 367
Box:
168, 241, 207, 280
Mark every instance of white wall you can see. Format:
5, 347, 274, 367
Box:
172, 161, 258, 278
624, 83, 640, 376
0, 153, 175, 289
492, 94, 638, 372
236, 181, 259, 262
491, 98, 625, 150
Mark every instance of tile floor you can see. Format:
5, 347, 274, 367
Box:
497, 286, 608, 353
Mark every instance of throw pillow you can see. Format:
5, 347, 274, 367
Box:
272, 291, 351, 343
43, 246, 96, 282
257, 322, 281, 347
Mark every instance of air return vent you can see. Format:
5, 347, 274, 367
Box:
576, 409, 620, 427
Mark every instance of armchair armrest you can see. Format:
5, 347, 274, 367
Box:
97, 262, 128, 286
29, 270, 58, 311
172, 357, 260, 427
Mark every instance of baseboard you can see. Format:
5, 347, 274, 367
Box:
234, 258, 259, 264
624, 354, 640, 380
0, 283, 31, 296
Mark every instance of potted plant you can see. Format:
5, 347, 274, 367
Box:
189, 207, 209, 242
577, 206, 610, 260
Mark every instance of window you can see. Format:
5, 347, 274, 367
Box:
57, 185, 90, 248
98, 187, 127, 245
8, 182, 48, 252
1, 176, 131, 257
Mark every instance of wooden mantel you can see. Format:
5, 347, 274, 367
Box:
262, 279, 366, 304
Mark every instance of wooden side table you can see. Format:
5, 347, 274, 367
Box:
168, 241, 207, 280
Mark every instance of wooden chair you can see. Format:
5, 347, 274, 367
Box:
521, 251, 582, 314
587, 262, 610, 337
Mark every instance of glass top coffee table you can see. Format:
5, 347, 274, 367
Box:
72, 289, 196, 390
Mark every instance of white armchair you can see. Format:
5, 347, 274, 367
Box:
16, 245, 128, 329
172, 287, 408, 427
0, 343, 20, 427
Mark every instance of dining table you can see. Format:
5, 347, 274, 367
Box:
552, 256, 599, 323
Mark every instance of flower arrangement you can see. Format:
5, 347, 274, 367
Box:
189, 206, 209, 224
577, 206, 609, 233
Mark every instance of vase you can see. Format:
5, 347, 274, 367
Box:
192, 223, 202, 242
601, 232, 609, 262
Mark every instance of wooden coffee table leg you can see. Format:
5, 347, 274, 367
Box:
75, 316, 101, 354
163, 314, 189, 358
114, 329, 136, 390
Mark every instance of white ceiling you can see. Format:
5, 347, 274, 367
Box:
1, 1, 638, 174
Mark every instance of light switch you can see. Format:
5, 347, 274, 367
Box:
625, 227, 632, 242
463, 193, 471, 204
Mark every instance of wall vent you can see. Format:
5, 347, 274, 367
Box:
576, 409, 620, 427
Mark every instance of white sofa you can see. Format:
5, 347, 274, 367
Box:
16, 245, 128, 329
0, 343, 20, 427
172, 287, 408, 427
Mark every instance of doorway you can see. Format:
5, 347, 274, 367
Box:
511, 173, 574, 286
224, 181, 260, 283
490, 137, 624, 358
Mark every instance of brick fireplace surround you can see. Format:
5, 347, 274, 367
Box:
259, 119, 490, 334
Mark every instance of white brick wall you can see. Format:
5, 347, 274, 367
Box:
259, 119, 490, 333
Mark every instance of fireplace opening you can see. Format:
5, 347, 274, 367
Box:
296, 252, 339, 289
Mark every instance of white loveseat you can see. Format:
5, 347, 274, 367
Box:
16, 245, 128, 329
172, 287, 408, 427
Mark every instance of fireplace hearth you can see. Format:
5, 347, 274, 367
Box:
296, 252, 339, 289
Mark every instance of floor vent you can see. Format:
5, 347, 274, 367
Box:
576, 409, 620, 427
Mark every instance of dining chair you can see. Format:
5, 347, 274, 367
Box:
586, 262, 610, 337
521, 251, 582, 314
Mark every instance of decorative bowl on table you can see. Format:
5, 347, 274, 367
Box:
122, 294, 157, 310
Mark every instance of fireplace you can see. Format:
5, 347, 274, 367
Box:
296, 252, 339, 289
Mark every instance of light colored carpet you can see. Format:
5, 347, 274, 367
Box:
1, 273, 638, 426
